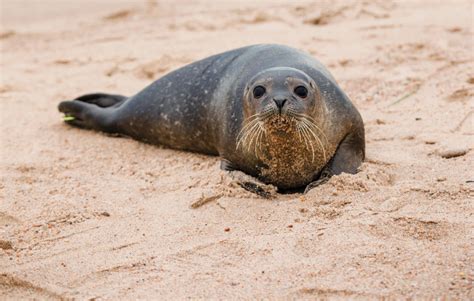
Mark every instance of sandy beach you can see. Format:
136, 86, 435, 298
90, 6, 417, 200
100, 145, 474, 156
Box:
1, 0, 473, 299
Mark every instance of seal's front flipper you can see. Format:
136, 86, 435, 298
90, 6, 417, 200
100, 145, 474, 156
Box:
304, 167, 332, 193
227, 170, 277, 199
327, 130, 365, 175
58, 100, 114, 132
220, 159, 237, 171
75, 93, 127, 108
305, 130, 365, 193
239, 182, 274, 199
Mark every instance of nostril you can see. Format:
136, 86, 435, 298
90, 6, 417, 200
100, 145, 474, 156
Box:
273, 98, 287, 109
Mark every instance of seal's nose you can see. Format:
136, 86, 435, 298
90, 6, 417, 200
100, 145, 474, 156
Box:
273, 98, 287, 110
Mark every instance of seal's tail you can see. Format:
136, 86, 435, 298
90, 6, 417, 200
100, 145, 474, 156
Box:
58, 93, 126, 132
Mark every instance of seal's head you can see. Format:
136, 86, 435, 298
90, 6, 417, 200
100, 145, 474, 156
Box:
237, 67, 329, 168
242, 67, 321, 132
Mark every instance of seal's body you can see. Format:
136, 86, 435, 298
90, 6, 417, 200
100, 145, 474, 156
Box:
59, 44, 365, 190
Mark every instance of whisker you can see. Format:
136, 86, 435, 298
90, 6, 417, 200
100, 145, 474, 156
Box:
236, 115, 263, 151
253, 124, 264, 156
247, 122, 261, 153
296, 125, 305, 143
299, 125, 315, 163
301, 118, 329, 146
237, 119, 255, 139
244, 121, 261, 152
258, 125, 266, 155
300, 122, 326, 163
237, 122, 253, 150
297, 124, 310, 154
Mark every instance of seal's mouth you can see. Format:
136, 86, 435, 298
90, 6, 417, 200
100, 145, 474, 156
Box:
264, 114, 297, 133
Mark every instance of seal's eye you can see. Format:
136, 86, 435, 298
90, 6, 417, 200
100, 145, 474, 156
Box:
253, 86, 266, 99
294, 86, 308, 98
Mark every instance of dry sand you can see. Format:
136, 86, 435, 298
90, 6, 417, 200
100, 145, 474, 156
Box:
1, 0, 473, 299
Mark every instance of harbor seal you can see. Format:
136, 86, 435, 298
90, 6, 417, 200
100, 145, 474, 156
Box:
58, 44, 365, 194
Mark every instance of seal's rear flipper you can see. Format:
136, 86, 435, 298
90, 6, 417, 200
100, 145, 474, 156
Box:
58, 93, 126, 132
74, 93, 126, 108
58, 100, 114, 132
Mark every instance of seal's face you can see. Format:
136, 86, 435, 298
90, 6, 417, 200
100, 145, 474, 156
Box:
243, 68, 319, 133
238, 67, 329, 175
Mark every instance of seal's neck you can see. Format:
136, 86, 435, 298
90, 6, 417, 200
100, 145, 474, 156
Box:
256, 122, 327, 189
